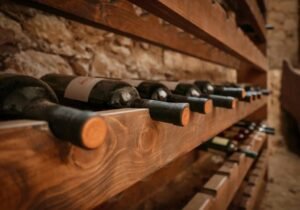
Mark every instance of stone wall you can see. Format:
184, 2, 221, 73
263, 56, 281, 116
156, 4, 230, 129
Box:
0, 0, 236, 83
267, 0, 299, 143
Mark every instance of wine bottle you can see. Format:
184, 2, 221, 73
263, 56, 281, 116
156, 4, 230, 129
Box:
235, 121, 275, 135
199, 137, 257, 158
122, 80, 213, 114
220, 130, 247, 141
0, 74, 107, 149
41, 74, 190, 127
223, 83, 263, 100
193, 80, 246, 99
159, 81, 237, 109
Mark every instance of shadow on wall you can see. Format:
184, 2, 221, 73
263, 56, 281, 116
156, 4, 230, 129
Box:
281, 109, 300, 156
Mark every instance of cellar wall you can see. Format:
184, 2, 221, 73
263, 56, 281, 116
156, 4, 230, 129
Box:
0, 0, 236, 82
267, 0, 299, 142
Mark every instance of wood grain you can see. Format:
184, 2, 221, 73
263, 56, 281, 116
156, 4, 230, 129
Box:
0, 98, 266, 209
27, 0, 240, 69
129, 0, 268, 71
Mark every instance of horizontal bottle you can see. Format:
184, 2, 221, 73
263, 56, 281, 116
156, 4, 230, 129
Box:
152, 81, 236, 109
198, 137, 257, 158
0, 74, 107, 149
123, 80, 213, 114
193, 80, 246, 99
41, 74, 190, 126
235, 121, 275, 135
220, 130, 247, 141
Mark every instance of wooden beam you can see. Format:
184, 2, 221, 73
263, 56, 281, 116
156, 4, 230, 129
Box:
26, 0, 240, 69
0, 98, 266, 209
129, 0, 268, 71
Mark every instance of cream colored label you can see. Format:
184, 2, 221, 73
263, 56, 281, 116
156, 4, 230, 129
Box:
212, 137, 229, 146
64, 77, 103, 102
123, 79, 142, 87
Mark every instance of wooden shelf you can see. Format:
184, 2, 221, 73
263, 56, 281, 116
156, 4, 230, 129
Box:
129, 0, 268, 71
27, 0, 240, 69
0, 98, 266, 209
183, 132, 267, 210
27, 0, 268, 71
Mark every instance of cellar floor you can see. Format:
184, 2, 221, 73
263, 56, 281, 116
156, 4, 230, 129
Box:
258, 140, 300, 210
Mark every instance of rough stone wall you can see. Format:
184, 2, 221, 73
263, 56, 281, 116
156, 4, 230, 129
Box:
0, 0, 236, 83
267, 0, 299, 143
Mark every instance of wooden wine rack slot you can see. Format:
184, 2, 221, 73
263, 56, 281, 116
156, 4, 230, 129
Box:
182, 132, 267, 210
0, 98, 266, 209
229, 150, 268, 210
28, 0, 240, 69
129, 0, 268, 71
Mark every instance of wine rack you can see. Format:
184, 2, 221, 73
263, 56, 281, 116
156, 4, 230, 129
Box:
0, 0, 269, 209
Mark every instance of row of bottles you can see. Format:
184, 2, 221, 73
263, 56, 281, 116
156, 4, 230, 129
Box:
198, 121, 274, 158
0, 73, 271, 149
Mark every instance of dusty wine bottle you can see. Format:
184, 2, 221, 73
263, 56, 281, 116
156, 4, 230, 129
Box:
41, 74, 190, 126
193, 80, 246, 99
199, 137, 257, 158
122, 80, 213, 114
0, 74, 107, 149
171, 82, 237, 109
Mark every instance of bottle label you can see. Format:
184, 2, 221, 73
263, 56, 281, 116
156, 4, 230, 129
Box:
64, 77, 103, 102
212, 137, 229, 146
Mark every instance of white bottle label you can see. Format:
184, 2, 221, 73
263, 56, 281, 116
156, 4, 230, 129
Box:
212, 137, 229, 146
64, 77, 103, 102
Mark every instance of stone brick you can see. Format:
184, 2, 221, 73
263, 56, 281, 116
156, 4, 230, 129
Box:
4, 50, 73, 78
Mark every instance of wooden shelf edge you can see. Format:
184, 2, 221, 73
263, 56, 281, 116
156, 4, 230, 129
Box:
0, 98, 267, 209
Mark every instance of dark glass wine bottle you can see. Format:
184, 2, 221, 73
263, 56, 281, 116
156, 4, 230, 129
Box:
235, 121, 275, 135
0, 74, 107, 149
41, 74, 190, 127
220, 130, 247, 141
193, 80, 246, 99
199, 137, 257, 158
122, 80, 213, 114
158, 81, 237, 109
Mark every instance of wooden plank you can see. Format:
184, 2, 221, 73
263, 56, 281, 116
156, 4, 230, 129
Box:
129, 0, 268, 71
27, 0, 240, 69
226, 0, 266, 44
0, 98, 266, 209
